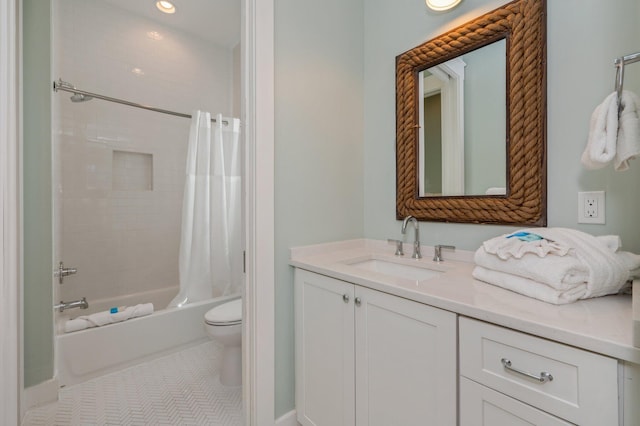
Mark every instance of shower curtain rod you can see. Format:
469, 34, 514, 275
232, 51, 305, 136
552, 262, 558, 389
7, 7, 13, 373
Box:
52, 79, 229, 125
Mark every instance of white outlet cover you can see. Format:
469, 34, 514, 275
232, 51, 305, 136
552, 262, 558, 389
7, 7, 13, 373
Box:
578, 191, 605, 224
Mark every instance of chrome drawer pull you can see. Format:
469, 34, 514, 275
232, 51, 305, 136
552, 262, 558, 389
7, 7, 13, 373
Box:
501, 358, 553, 383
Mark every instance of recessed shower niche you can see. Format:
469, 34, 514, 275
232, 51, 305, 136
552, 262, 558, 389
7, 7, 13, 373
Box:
112, 150, 153, 191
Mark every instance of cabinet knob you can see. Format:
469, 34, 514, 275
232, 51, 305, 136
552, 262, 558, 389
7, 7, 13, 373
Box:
343, 294, 349, 303
355, 297, 362, 307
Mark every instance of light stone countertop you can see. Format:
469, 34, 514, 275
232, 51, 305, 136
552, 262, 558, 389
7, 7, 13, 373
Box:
290, 238, 640, 364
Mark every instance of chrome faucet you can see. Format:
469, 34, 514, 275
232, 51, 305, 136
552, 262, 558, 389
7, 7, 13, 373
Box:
54, 297, 89, 312
387, 239, 404, 256
433, 244, 456, 262
401, 215, 421, 259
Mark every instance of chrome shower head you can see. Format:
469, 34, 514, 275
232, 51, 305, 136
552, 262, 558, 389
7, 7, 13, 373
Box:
70, 93, 93, 103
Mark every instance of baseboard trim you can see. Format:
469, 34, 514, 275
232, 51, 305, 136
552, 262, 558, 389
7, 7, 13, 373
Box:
275, 409, 299, 426
23, 378, 59, 412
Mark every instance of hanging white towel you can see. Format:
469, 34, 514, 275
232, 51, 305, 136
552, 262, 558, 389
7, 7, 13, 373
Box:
581, 90, 640, 171
614, 91, 640, 170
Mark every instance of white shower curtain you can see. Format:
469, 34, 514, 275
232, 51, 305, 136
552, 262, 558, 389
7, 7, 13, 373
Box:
168, 111, 242, 308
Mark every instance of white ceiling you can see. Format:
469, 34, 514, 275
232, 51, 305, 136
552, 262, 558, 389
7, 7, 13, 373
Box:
102, 0, 240, 48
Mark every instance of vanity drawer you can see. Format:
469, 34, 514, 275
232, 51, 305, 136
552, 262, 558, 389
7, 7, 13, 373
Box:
459, 317, 618, 425
460, 377, 572, 426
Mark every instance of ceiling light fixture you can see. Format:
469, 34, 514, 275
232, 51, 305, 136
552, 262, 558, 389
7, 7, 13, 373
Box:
156, 1, 176, 14
426, 0, 462, 11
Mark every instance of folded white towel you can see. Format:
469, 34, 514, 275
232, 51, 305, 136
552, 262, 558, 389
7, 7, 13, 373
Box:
64, 303, 154, 333
482, 232, 571, 260
474, 228, 639, 303
473, 266, 587, 305
596, 235, 622, 252
581, 90, 640, 171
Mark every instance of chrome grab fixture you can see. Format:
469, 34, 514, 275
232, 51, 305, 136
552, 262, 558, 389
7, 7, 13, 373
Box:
343, 294, 350, 303
433, 245, 456, 262
501, 358, 553, 383
387, 239, 404, 256
55, 261, 78, 284
401, 215, 421, 259
54, 297, 89, 313
614, 51, 640, 114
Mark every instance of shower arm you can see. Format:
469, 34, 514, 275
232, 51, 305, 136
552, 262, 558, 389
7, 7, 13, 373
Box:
52, 79, 228, 125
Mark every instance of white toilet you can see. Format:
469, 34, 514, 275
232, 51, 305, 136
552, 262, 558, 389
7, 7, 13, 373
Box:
204, 298, 242, 386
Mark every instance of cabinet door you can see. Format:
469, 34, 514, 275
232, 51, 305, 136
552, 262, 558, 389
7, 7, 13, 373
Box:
354, 286, 457, 426
460, 377, 572, 426
294, 269, 355, 426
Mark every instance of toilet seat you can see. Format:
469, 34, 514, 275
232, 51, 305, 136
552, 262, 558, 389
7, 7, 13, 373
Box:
205, 299, 242, 326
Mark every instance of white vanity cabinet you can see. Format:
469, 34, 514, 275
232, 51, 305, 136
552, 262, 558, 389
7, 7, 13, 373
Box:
294, 268, 457, 426
459, 317, 620, 426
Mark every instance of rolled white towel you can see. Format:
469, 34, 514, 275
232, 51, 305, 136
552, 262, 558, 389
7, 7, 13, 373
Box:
485, 187, 506, 195
64, 303, 154, 333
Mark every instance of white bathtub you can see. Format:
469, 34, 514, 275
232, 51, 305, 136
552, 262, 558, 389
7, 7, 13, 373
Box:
55, 288, 239, 387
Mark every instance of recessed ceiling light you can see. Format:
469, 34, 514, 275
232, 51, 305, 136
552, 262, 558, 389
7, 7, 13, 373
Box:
426, 0, 462, 11
131, 67, 145, 76
156, 1, 176, 14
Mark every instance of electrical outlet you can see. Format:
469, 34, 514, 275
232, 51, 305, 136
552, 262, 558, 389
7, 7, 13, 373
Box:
578, 191, 605, 224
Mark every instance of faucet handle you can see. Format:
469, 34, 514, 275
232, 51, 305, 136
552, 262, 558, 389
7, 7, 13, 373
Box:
387, 239, 404, 256
433, 244, 456, 262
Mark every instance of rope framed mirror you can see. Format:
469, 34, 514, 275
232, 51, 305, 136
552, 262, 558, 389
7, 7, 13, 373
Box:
396, 0, 546, 225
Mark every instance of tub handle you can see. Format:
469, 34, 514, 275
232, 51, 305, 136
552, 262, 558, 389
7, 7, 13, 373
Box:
55, 261, 78, 284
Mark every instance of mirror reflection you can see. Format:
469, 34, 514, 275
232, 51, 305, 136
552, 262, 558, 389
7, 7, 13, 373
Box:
419, 39, 507, 196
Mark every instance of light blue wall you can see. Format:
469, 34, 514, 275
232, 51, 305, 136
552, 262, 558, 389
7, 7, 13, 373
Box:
274, 0, 364, 417
464, 40, 506, 194
23, 0, 53, 388
275, 0, 640, 416
363, 0, 640, 252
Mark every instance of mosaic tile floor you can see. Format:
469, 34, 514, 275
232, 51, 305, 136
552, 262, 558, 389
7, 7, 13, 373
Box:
22, 341, 242, 425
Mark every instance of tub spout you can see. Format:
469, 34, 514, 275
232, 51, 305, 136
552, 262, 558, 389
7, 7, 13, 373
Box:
55, 297, 89, 312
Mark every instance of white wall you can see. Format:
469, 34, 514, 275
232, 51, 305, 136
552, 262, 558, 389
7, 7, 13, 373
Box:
274, 0, 364, 416
52, 0, 237, 306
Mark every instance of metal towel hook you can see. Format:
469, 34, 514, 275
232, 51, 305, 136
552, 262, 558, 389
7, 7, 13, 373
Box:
614, 51, 640, 114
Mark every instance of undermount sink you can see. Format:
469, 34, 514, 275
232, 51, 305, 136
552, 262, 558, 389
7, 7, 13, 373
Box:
344, 257, 444, 282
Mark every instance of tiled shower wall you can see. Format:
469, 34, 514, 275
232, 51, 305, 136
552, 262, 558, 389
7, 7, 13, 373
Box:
52, 0, 239, 307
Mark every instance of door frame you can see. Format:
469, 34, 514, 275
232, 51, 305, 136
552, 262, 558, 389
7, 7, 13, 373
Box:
0, 0, 275, 424
1, 0, 21, 424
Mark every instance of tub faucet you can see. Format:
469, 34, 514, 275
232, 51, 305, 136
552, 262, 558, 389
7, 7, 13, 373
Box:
55, 297, 89, 313
401, 215, 421, 259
